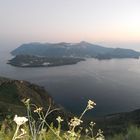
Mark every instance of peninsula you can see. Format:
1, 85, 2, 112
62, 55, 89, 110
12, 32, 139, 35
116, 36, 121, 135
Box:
8, 55, 85, 67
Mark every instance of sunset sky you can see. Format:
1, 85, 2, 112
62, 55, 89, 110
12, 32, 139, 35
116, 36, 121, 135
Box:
0, 0, 140, 50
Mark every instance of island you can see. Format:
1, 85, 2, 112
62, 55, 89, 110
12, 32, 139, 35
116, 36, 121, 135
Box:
8, 41, 140, 68
8, 55, 85, 67
11, 41, 140, 60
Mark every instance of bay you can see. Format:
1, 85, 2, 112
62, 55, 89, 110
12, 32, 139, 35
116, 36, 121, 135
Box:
1, 49, 140, 117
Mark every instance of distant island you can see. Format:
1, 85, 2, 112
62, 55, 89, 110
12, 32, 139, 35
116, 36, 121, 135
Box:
8, 55, 85, 67
9, 41, 140, 67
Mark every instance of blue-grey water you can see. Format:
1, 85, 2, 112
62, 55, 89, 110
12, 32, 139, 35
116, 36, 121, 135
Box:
1, 49, 140, 117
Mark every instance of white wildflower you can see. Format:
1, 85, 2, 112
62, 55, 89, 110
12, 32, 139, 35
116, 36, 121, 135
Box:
87, 100, 96, 110
90, 121, 96, 127
25, 98, 30, 104
56, 116, 63, 123
34, 107, 43, 113
14, 115, 28, 126
69, 117, 83, 127
96, 129, 105, 140
22, 98, 30, 105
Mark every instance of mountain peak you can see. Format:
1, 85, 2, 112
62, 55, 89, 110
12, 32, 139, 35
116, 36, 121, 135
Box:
79, 41, 89, 44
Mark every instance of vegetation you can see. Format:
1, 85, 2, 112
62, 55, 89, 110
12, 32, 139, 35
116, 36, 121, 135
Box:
1, 78, 140, 139
0, 99, 105, 140
1, 100, 140, 140
107, 125, 140, 140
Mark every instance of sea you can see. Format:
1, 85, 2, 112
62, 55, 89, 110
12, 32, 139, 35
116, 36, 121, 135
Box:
1, 49, 140, 117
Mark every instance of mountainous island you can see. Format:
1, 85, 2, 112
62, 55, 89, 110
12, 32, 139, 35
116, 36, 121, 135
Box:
9, 41, 140, 67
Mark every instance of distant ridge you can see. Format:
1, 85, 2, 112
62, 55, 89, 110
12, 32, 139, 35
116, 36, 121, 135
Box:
11, 41, 140, 59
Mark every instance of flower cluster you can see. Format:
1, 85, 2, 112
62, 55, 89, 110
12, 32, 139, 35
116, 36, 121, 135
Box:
12, 115, 28, 140
96, 129, 105, 140
34, 107, 43, 113
56, 116, 63, 123
69, 117, 83, 127
87, 100, 96, 110
14, 115, 28, 126
90, 121, 96, 127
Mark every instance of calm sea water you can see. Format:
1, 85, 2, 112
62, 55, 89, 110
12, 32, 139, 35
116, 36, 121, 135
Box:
1, 50, 140, 117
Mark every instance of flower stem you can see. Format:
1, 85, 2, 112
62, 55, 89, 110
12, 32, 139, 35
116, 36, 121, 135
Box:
12, 125, 20, 140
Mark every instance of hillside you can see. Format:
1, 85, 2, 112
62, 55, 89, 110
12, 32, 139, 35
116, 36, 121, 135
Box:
1, 77, 140, 136
0, 77, 70, 123
93, 109, 140, 136
0, 77, 51, 115
11, 41, 140, 59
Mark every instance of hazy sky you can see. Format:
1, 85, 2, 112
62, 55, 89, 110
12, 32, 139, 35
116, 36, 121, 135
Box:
0, 0, 140, 50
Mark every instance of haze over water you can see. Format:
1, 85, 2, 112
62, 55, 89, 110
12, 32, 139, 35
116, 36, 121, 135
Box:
1, 49, 140, 117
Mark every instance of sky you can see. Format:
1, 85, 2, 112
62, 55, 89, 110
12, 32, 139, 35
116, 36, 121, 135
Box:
0, 0, 140, 50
